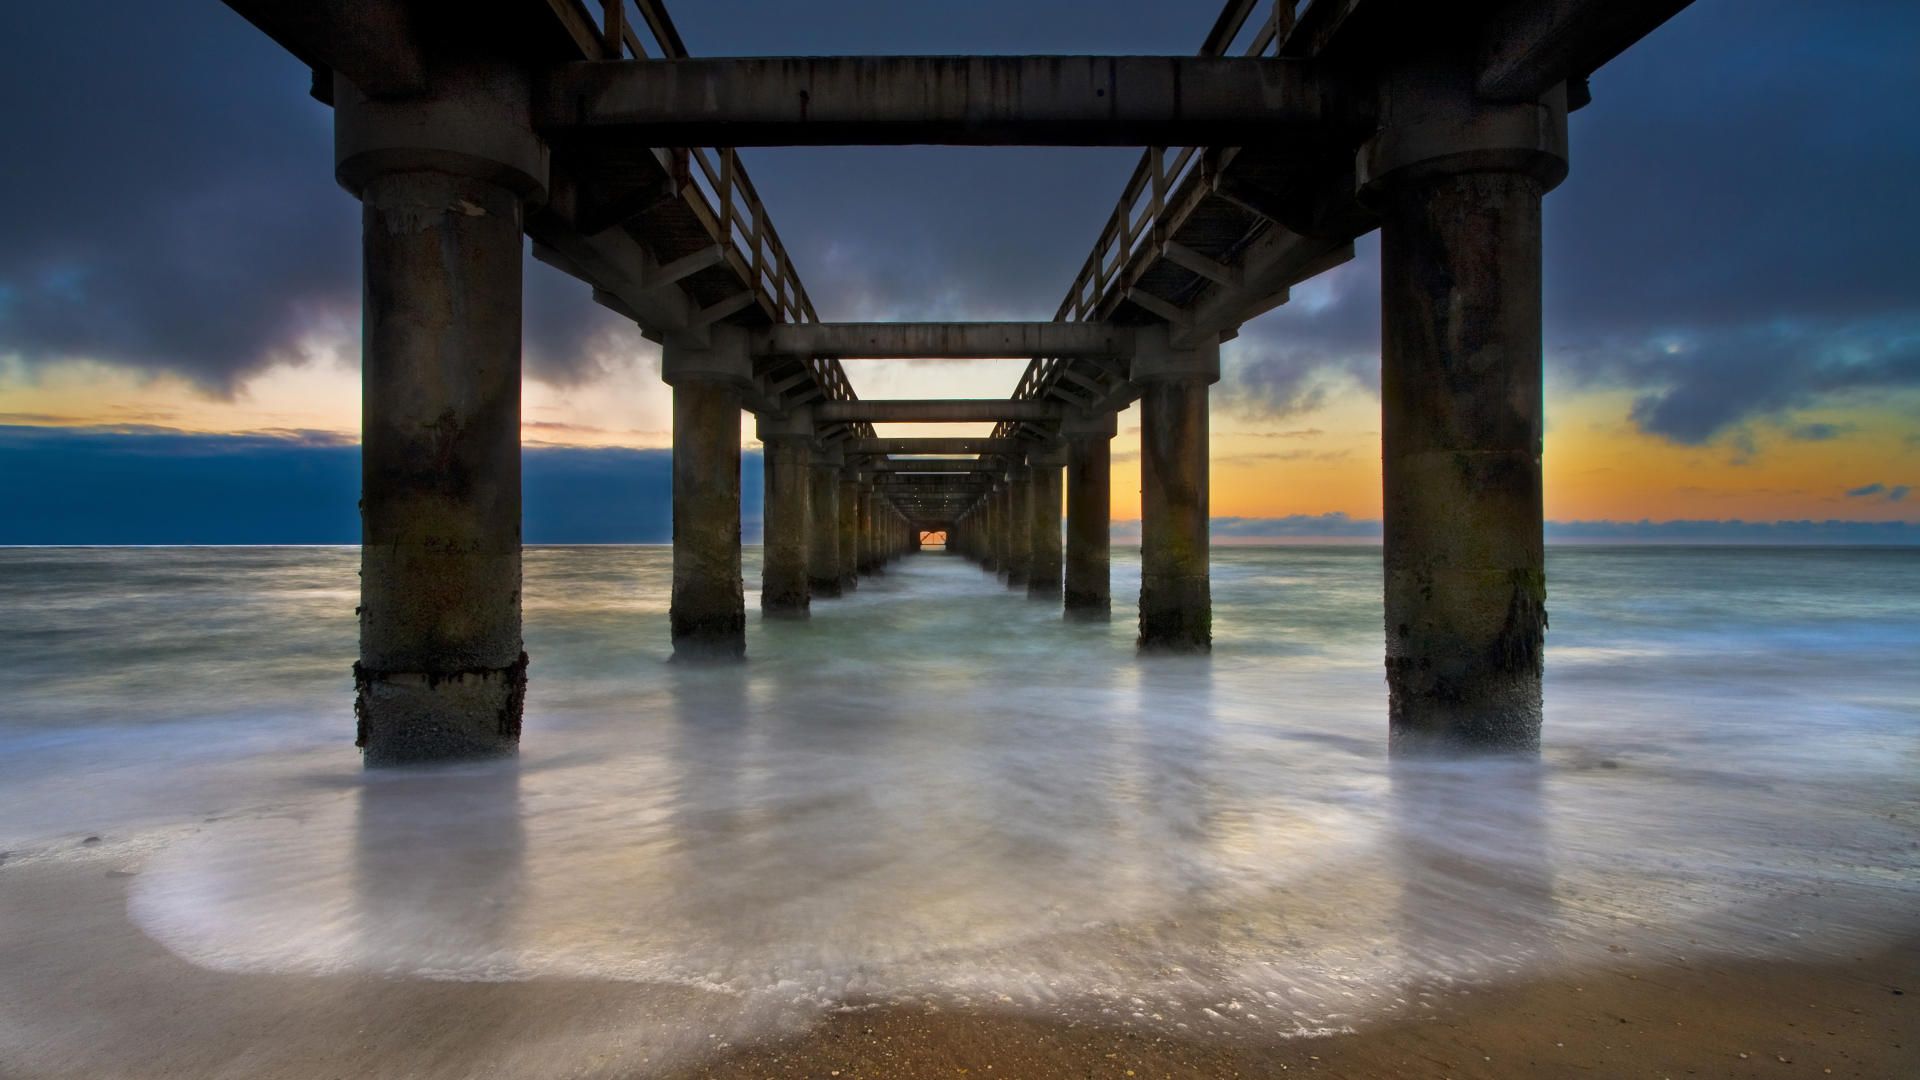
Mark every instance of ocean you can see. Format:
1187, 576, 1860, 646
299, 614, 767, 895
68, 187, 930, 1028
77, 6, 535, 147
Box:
0, 544, 1915, 1053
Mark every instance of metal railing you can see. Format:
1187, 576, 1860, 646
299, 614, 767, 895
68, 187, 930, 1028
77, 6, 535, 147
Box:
998, 0, 1313, 432
550, 1, 855, 408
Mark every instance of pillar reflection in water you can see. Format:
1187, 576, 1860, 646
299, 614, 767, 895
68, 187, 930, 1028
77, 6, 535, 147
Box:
353, 764, 527, 971
1387, 757, 1559, 977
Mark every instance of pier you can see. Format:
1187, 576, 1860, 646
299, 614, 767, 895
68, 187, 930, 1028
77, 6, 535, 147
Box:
222, 0, 1694, 762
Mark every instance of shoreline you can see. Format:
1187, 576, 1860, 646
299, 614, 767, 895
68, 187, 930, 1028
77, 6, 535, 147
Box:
2, 858, 1911, 1079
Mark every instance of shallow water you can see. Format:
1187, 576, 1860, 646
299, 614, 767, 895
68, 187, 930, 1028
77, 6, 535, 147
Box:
1, 545, 1916, 1050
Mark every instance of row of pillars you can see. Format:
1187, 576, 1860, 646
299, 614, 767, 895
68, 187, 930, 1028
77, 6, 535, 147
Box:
666, 329, 921, 659
337, 49, 1561, 764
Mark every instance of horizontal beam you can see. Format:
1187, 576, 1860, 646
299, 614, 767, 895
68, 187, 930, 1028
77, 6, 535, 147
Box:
847, 438, 1027, 456
221, 0, 425, 98
819, 400, 1065, 423
539, 56, 1340, 146
763, 322, 1131, 359
867, 458, 999, 473
1477, 0, 1695, 101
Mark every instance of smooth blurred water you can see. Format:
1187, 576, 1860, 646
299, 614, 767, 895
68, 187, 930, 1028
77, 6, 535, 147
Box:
0, 545, 1915, 1040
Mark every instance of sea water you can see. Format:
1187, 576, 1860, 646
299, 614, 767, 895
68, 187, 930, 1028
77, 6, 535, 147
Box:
0, 545, 1915, 1044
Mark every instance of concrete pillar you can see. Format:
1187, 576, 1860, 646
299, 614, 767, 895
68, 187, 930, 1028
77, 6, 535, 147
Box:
1131, 325, 1219, 652
1359, 62, 1568, 753
1063, 410, 1117, 620
334, 65, 547, 764
663, 325, 751, 660
756, 409, 813, 618
838, 470, 861, 592
1027, 442, 1066, 601
1004, 462, 1032, 589
809, 445, 844, 598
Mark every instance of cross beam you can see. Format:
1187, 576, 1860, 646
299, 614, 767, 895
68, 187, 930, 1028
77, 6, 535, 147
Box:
537, 56, 1340, 146
819, 400, 1064, 423
865, 458, 1001, 472
845, 438, 1027, 456
762, 322, 1131, 359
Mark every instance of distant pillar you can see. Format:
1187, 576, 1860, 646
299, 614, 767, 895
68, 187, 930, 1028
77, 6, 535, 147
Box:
990, 480, 1006, 576
857, 484, 879, 575
756, 409, 814, 618
1027, 442, 1066, 601
335, 66, 547, 764
809, 444, 844, 598
1063, 409, 1117, 619
1359, 62, 1568, 752
838, 469, 861, 592
663, 325, 751, 660
1004, 462, 1032, 589
1132, 325, 1219, 652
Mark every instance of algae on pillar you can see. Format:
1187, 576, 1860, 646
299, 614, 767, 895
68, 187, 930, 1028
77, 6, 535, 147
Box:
1132, 325, 1218, 652
809, 444, 844, 598
756, 408, 814, 617
1027, 442, 1066, 601
1063, 409, 1116, 619
664, 325, 751, 660
335, 65, 546, 764
1359, 60, 1567, 753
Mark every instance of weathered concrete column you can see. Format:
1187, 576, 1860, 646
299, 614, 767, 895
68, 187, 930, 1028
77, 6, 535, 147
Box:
335, 65, 547, 764
1003, 461, 1032, 589
1132, 325, 1219, 652
838, 470, 861, 591
756, 408, 813, 618
1359, 62, 1568, 753
809, 444, 844, 598
1063, 409, 1117, 619
663, 325, 751, 660
1027, 441, 1066, 601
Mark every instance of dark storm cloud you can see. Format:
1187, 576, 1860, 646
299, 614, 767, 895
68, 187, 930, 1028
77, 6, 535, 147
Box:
0, 3, 647, 391
1216, 238, 1380, 418
3, 0, 1917, 436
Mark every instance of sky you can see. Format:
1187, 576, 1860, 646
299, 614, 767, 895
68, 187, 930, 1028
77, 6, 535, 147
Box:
0, 0, 1916, 542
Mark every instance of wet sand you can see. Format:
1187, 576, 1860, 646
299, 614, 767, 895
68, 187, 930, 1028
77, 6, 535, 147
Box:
2, 857, 1911, 1079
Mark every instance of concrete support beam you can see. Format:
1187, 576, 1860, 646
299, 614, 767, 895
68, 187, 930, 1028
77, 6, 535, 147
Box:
538, 55, 1341, 146
818, 399, 1065, 424
1132, 326, 1219, 652
846, 438, 1027, 456
809, 446, 844, 598
664, 327, 751, 660
1063, 411, 1117, 620
762, 321, 1133, 360
1363, 58, 1567, 753
1027, 444, 1066, 601
222, 0, 426, 99
341, 65, 547, 765
1477, 0, 1695, 103
757, 413, 813, 617
865, 458, 1001, 473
